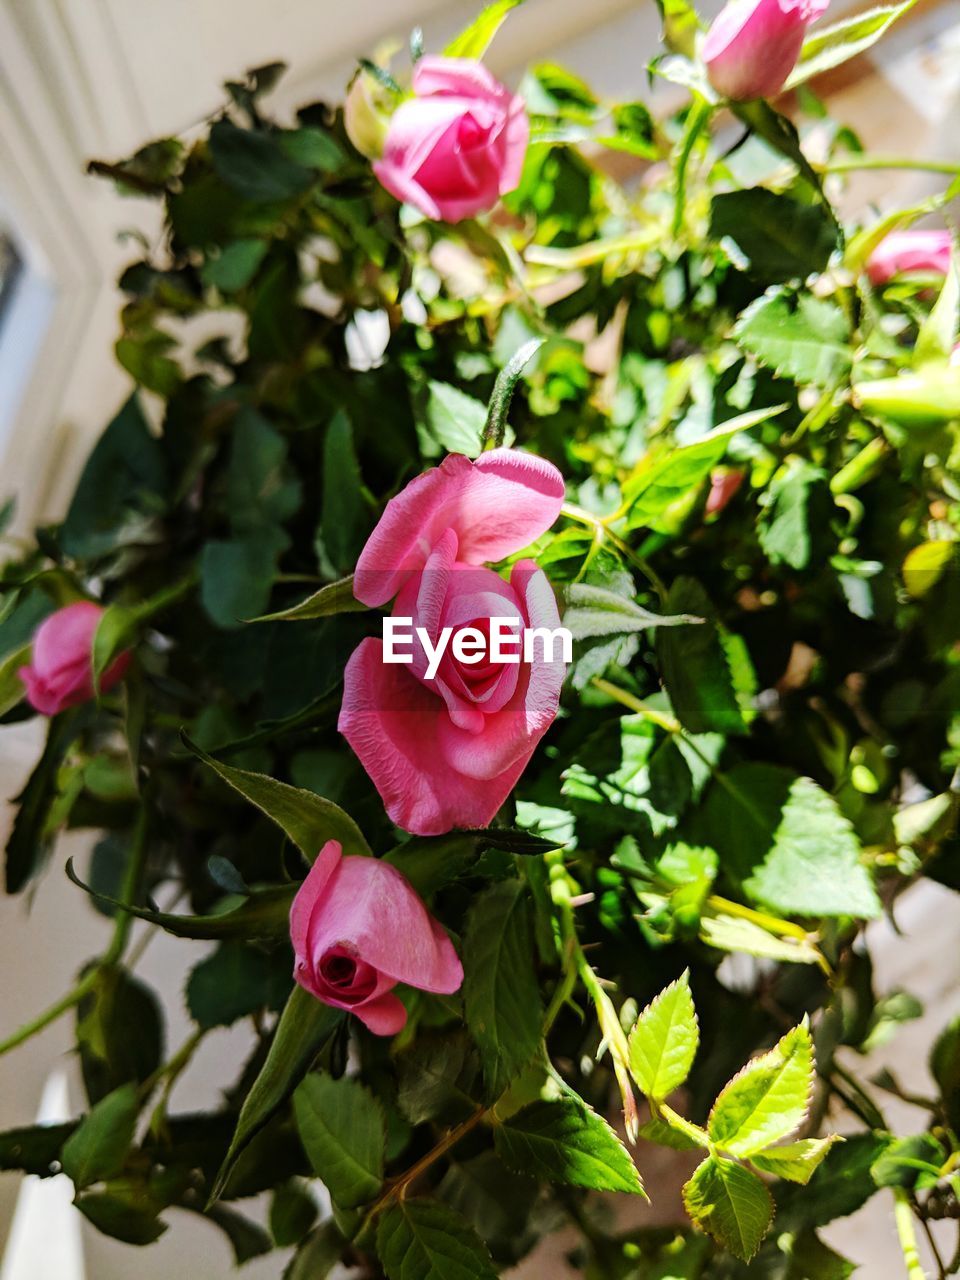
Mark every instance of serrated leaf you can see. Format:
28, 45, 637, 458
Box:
682, 1155, 773, 1261
734, 289, 851, 387
293, 1074, 385, 1208
184, 735, 370, 857
700, 763, 881, 918
628, 971, 699, 1100
423, 382, 488, 457
759, 457, 832, 571
563, 583, 694, 640
463, 880, 542, 1098
786, 1229, 856, 1280
657, 577, 755, 735
787, 0, 918, 88
322, 411, 367, 574
493, 1098, 644, 1194
250, 574, 367, 622
699, 912, 826, 967
377, 1199, 498, 1280
711, 189, 838, 284
749, 1136, 841, 1183
61, 1084, 140, 1189
708, 1022, 813, 1157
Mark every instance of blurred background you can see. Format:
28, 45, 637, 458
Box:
1, 0, 959, 1275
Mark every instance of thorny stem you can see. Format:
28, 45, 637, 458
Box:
0, 801, 149, 1059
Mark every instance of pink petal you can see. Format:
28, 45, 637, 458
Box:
353, 992, 409, 1035
32, 602, 101, 680
290, 841, 342, 959
412, 56, 509, 103
704, 0, 811, 100
354, 450, 564, 606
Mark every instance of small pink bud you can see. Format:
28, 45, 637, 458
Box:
866, 230, 953, 286
703, 0, 829, 102
705, 468, 745, 517
18, 602, 130, 717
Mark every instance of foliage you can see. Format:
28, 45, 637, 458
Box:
1, 0, 959, 1275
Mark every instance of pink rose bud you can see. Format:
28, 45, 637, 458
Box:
373, 56, 528, 223
290, 841, 463, 1035
866, 230, 953, 286
340, 448, 566, 836
703, 0, 829, 102
705, 467, 745, 517
18, 601, 130, 717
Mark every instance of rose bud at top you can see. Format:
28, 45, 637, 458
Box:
19, 601, 130, 717
866, 230, 953, 286
340, 448, 566, 836
703, 0, 829, 102
705, 467, 745, 517
290, 840, 463, 1035
373, 56, 528, 223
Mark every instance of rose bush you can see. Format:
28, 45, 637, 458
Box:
0, 3, 958, 1277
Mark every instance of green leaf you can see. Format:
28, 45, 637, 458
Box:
61, 1083, 141, 1189
493, 1098, 644, 1194
280, 127, 345, 171
76, 964, 164, 1104
423, 382, 489, 458
710, 188, 838, 283
628, 971, 699, 1101
930, 1014, 960, 1129
61, 395, 167, 559
396, 1032, 481, 1126
209, 118, 312, 202
201, 531, 286, 629
915, 251, 959, 366
870, 1134, 945, 1189
734, 288, 852, 387
209, 988, 343, 1203
293, 1073, 385, 1208
384, 833, 481, 898
76, 1186, 167, 1245
759, 457, 832, 571
377, 1199, 498, 1280
249, 575, 366, 622
786, 1230, 856, 1280
0, 643, 28, 716
562, 583, 694, 640
202, 238, 269, 291
184, 735, 370, 857
787, 0, 918, 88
116, 328, 181, 397
0, 1122, 77, 1177
463, 880, 542, 1098
204, 1204, 273, 1264
749, 1136, 842, 1183
700, 763, 881, 918
186, 943, 291, 1028
708, 1022, 814, 1157
657, 577, 755, 735
322, 411, 367, 574
698, 912, 826, 967
445, 0, 524, 59
777, 1132, 890, 1229
623, 408, 783, 530
271, 1181, 319, 1246
682, 1155, 773, 1262
284, 1220, 347, 1280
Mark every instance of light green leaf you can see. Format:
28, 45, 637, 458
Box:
750, 1136, 842, 1184
628, 971, 699, 1101
708, 1022, 814, 1157
61, 1084, 140, 1190
0, 644, 28, 717
787, 0, 919, 89
682, 1156, 773, 1262
184, 735, 370, 857
699, 912, 826, 967
493, 1098, 645, 1194
463, 880, 542, 1098
249, 575, 366, 622
423, 382, 488, 458
562, 583, 695, 641
293, 1074, 385, 1208
734, 288, 852, 386
701, 763, 881, 918
915, 251, 959, 367
445, 0, 524, 60
759, 457, 832, 571
376, 1199, 498, 1280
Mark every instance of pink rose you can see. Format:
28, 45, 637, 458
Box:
705, 468, 745, 517
339, 449, 566, 836
373, 56, 528, 223
703, 0, 828, 101
866, 230, 953, 286
19, 602, 130, 716
290, 840, 463, 1035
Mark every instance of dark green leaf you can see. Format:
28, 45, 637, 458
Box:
377, 1199, 498, 1280
710, 188, 838, 283
186, 943, 291, 1029
682, 1156, 773, 1261
76, 1185, 167, 1245
61, 1083, 141, 1189
759, 457, 832, 571
0, 1122, 77, 1177
270, 1180, 319, 1246
76, 964, 164, 1103
293, 1073, 385, 1208
210, 119, 313, 202
322, 411, 367, 574
250, 575, 366, 622
202, 238, 269, 292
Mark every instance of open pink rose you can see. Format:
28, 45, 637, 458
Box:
340, 449, 566, 835
373, 56, 528, 223
19, 602, 129, 716
703, 0, 828, 101
290, 840, 463, 1035
866, 230, 953, 286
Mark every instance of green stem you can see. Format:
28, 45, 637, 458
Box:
0, 969, 101, 1058
823, 156, 960, 177
894, 1188, 929, 1280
